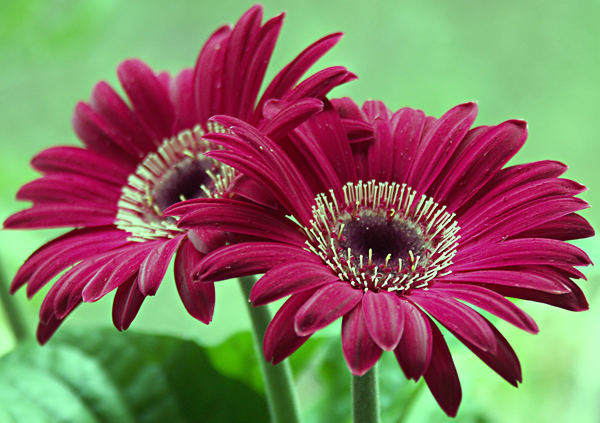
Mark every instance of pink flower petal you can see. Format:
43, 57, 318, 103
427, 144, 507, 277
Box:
117, 59, 175, 140
389, 107, 427, 183
515, 213, 595, 241
451, 316, 522, 386
174, 238, 215, 324
264, 290, 315, 364
250, 262, 338, 306
294, 282, 363, 336
193, 242, 319, 282
342, 302, 383, 376
433, 119, 527, 211
410, 292, 497, 352
453, 238, 592, 271
394, 300, 433, 380
9, 227, 126, 297
17, 174, 120, 204
237, 13, 284, 121
177, 199, 306, 245
423, 318, 462, 417
88, 81, 156, 156
431, 284, 538, 333
193, 25, 232, 124
437, 269, 572, 294
219, 5, 264, 117
170, 69, 197, 133
362, 290, 405, 351
81, 242, 157, 302
112, 274, 146, 331
4, 204, 115, 229
407, 102, 478, 194
255, 32, 343, 121
137, 236, 184, 296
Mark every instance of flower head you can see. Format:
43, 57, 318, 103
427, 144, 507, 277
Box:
171, 99, 593, 416
4, 5, 353, 344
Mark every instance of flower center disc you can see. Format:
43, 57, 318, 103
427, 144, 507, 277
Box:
116, 124, 235, 242
304, 181, 460, 292
339, 211, 429, 268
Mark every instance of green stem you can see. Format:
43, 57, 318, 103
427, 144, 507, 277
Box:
0, 260, 30, 342
238, 275, 301, 423
352, 366, 380, 423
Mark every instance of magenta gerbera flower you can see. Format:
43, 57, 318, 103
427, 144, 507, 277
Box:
169, 99, 593, 416
3, 5, 353, 344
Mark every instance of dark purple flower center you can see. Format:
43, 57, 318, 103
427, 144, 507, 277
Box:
115, 125, 235, 241
151, 157, 215, 212
339, 211, 427, 268
304, 181, 460, 293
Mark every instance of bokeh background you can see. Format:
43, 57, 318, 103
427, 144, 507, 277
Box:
1, 0, 599, 422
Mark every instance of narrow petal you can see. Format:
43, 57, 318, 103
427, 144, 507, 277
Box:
389, 107, 427, 183
294, 283, 363, 336
452, 317, 522, 386
193, 242, 319, 282
437, 269, 573, 294
37, 304, 80, 345
17, 174, 120, 204
259, 98, 324, 142
407, 102, 478, 194
423, 319, 462, 417
462, 197, 589, 244
264, 290, 315, 364
431, 284, 538, 333
4, 204, 115, 229
138, 236, 184, 296
279, 67, 356, 103
72, 102, 139, 165
31, 146, 128, 185
433, 120, 528, 210
362, 290, 405, 351
452, 238, 592, 271
170, 69, 197, 132
88, 81, 157, 156
176, 199, 306, 245
220, 5, 263, 116
410, 291, 497, 352
112, 274, 146, 331
250, 262, 338, 306
393, 300, 433, 380
369, 114, 394, 181
117, 59, 175, 140
193, 25, 232, 124
81, 242, 158, 302
342, 302, 383, 375
255, 32, 343, 121
457, 160, 567, 216
482, 278, 588, 312
174, 238, 215, 324
514, 213, 594, 241
9, 227, 126, 296
296, 102, 357, 185
237, 13, 284, 121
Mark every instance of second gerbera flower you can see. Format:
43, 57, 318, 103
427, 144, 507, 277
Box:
4, 5, 353, 343
170, 99, 593, 416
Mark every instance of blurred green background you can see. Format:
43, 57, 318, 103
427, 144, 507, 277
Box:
0, 0, 599, 422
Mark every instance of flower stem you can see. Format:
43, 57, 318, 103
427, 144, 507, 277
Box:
352, 366, 380, 423
238, 275, 301, 423
0, 260, 30, 342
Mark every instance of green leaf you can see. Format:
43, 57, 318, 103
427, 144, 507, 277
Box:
0, 328, 269, 423
205, 331, 264, 393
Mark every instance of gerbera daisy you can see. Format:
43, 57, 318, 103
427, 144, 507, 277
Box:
3, 5, 354, 344
169, 99, 593, 416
